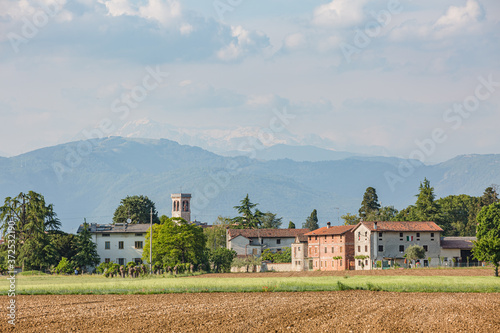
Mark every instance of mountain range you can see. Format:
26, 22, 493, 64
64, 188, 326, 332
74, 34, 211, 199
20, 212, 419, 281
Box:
1, 137, 499, 233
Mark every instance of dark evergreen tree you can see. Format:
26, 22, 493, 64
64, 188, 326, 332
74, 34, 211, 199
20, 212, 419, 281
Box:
74, 221, 100, 272
359, 187, 381, 220
303, 209, 319, 230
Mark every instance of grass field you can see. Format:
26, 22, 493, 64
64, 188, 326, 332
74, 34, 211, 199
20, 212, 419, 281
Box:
2, 272, 500, 295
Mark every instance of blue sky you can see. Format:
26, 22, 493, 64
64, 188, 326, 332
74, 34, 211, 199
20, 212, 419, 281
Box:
1, 0, 499, 162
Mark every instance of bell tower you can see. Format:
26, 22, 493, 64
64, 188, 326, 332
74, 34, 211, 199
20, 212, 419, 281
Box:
171, 193, 191, 222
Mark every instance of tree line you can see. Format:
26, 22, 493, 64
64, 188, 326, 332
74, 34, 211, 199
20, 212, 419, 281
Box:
341, 179, 499, 237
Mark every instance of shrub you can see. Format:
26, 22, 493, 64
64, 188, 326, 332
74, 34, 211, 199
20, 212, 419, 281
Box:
55, 257, 74, 274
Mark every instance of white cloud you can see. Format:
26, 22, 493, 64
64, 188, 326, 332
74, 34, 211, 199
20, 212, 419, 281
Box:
99, 0, 181, 26
217, 26, 269, 61
283, 33, 306, 50
390, 0, 484, 41
433, 0, 482, 37
313, 0, 367, 27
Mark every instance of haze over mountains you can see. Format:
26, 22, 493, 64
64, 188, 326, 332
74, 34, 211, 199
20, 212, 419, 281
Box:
1, 136, 499, 233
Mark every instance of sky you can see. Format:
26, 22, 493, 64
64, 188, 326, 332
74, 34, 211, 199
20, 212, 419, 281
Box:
1, 0, 499, 163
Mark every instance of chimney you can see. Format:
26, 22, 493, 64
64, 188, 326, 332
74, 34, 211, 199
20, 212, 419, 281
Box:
327, 222, 331, 228
374, 222, 377, 230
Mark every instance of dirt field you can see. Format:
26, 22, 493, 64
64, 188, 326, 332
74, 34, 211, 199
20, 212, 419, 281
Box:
2, 291, 499, 332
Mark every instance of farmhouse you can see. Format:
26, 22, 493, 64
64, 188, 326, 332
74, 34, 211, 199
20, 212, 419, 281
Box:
77, 223, 150, 266
353, 221, 443, 269
440, 236, 477, 266
226, 228, 310, 256
302, 223, 355, 271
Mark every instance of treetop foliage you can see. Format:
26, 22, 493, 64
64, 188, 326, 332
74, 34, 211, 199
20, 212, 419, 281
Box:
113, 195, 160, 224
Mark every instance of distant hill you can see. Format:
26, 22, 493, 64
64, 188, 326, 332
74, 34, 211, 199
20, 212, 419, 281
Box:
1, 137, 499, 233
220, 144, 367, 162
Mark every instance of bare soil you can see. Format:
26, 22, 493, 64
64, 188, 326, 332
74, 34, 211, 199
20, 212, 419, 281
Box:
2, 291, 499, 332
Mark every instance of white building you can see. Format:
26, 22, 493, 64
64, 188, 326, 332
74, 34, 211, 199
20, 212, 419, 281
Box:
226, 228, 310, 256
78, 223, 151, 266
353, 221, 443, 269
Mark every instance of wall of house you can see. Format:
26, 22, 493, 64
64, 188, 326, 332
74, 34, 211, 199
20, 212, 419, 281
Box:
355, 226, 442, 269
95, 233, 145, 265
291, 242, 308, 271
227, 235, 253, 256
307, 233, 353, 271
354, 224, 372, 270
259, 237, 296, 252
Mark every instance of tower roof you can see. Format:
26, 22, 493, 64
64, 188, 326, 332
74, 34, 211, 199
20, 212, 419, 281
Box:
171, 193, 191, 198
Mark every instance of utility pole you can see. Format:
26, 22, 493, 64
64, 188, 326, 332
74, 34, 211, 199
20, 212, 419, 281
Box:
150, 207, 153, 275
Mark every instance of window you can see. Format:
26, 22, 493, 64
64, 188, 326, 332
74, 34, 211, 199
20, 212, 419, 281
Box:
134, 258, 142, 264
340, 259, 342, 266
340, 235, 343, 242
118, 241, 124, 249
431, 233, 434, 237
261, 238, 264, 244
135, 241, 143, 249
416, 232, 420, 237
135, 233, 143, 236
358, 245, 361, 252
102, 233, 110, 237
105, 241, 110, 250
400, 232, 403, 237
399, 245, 404, 252
378, 245, 383, 252
324, 247, 327, 253
118, 258, 125, 265
276, 239, 281, 245
331, 247, 334, 253
252, 249, 257, 255
340, 246, 342, 253
378, 232, 382, 238
365, 259, 368, 266
315, 236, 318, 240
365, 245, 368, 252
423, 245, 428, 251
104, 258, 110, 263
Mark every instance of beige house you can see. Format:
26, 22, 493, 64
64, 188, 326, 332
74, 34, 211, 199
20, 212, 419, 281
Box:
291, 234, 309, 271
353, 221, 443, 270
226, 228, 310, 256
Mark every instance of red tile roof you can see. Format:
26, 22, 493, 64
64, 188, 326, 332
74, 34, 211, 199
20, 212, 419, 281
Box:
304, 225, 354, 236
227, 228, 310, 240
355, 221, 443, 232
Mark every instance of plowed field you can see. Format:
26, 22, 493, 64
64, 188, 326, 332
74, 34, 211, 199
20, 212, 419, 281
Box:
2, 291, 499, 332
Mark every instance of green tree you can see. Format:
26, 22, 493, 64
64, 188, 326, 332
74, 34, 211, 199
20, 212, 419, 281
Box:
273, 248, 292, 263
405, 245, 426, 266
0, 191, 60, 271
414, 178, 440, 221
113, 195, 160, 224
55, 257, 74, 274
205, 216, 231, 251
341, 213, 360, 225
359, 187, 381, 220
437, 195, 481, 236
481, 186, 499, 207
73, 221, 100, 272
303, 209, 319, 230
143, 217, 208, 269
378, 206, 398, 221
288, 221, 296, 229
232, 194, 261, 229
473, 203, 500, 277
260, 212, 283, 229
209, 248, 236, 273
49, 231, 78, 266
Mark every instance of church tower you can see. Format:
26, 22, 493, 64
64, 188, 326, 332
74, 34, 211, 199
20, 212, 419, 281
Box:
171, 193, 191, 222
